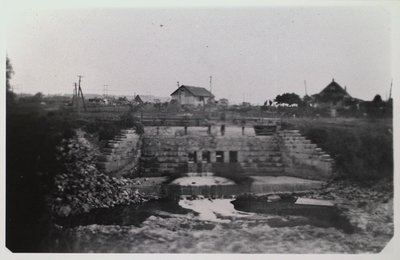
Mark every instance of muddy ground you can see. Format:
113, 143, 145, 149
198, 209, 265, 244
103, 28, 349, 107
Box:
50, 178, 393, 253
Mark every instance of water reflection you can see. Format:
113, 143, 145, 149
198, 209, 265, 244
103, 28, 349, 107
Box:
55, 195, 354, 234
178, 198, 253, 222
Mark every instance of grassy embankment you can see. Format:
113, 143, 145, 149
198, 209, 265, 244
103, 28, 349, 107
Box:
282, 117, 393, 181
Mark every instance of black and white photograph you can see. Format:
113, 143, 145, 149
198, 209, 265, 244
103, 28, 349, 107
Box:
2, 0, 399, 256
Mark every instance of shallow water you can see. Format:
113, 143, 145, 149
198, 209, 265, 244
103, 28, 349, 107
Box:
55, 196, 354, 232
50, 196, 360, 253
178, 199, 253, 222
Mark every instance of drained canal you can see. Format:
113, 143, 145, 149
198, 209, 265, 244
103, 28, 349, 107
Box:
50, 192, 357, 253
46, 173, 390, 253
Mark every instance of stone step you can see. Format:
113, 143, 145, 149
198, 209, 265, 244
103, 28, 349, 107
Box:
283, 146, 319, 154
288, 151, 328, 160
283, 139, 311, 145
282, 137, 306, 143
120, 129, 136, 134
240, 162, 284, 168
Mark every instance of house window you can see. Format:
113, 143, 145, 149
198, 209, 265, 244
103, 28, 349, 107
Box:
199, 97, 204, 102
202, 151, 211, 163
216, 151, 224, 163
229, 151, 238, 163
188, 151, 197, 163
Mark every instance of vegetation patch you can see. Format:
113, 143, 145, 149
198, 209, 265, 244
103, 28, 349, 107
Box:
283, 118, 393, 181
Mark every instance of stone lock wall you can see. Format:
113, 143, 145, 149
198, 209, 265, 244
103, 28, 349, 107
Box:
96, 129, 141, 176
278, 130, 335, 180
139, 126, 336, 181
140, 132, 285, 178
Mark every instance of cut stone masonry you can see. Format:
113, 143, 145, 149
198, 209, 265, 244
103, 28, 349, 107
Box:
95, 125, 335, 181
139, 126, 336, 180
278, 130, 334, 180
96, 129, 141, 176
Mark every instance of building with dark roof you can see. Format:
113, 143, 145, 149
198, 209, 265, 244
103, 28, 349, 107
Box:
311, 79, 359, 108
170, 85, 214, 106
309, 79, 362, 117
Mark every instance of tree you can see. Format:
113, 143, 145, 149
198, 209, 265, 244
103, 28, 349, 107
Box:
32, 92, 44, 103
6, 56, 14, 91
372, 94, 383, 104
367, 94, 386, 118
6, 56, 16, 104
274, 93, 302, 105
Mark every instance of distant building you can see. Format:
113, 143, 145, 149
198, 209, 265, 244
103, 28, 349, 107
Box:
170, 85, 214, 106
311, 79, 360, 108
134, 94, 170, 104
310, 79, 362, 117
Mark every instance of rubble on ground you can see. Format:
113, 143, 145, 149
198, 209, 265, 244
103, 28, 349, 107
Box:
50, 129, 148, 217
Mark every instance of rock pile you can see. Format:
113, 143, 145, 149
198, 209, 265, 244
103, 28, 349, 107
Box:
51, 129, 147, 217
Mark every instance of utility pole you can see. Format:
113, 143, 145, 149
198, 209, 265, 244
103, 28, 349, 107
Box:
389, 79, 393, 101
77, 75, 86, 112
72, 82, 78, 107
103, 84, 108, 97
209, 76, 213, 94
73, 82, 80, 112
77, 75, 83, 89
304, 80, 308, 96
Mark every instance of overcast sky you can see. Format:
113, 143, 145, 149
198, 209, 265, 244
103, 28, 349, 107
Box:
5, 6, 395, 104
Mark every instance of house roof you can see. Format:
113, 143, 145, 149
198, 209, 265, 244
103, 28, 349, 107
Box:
312, 79, 351, 103
171, 85, 214, 98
